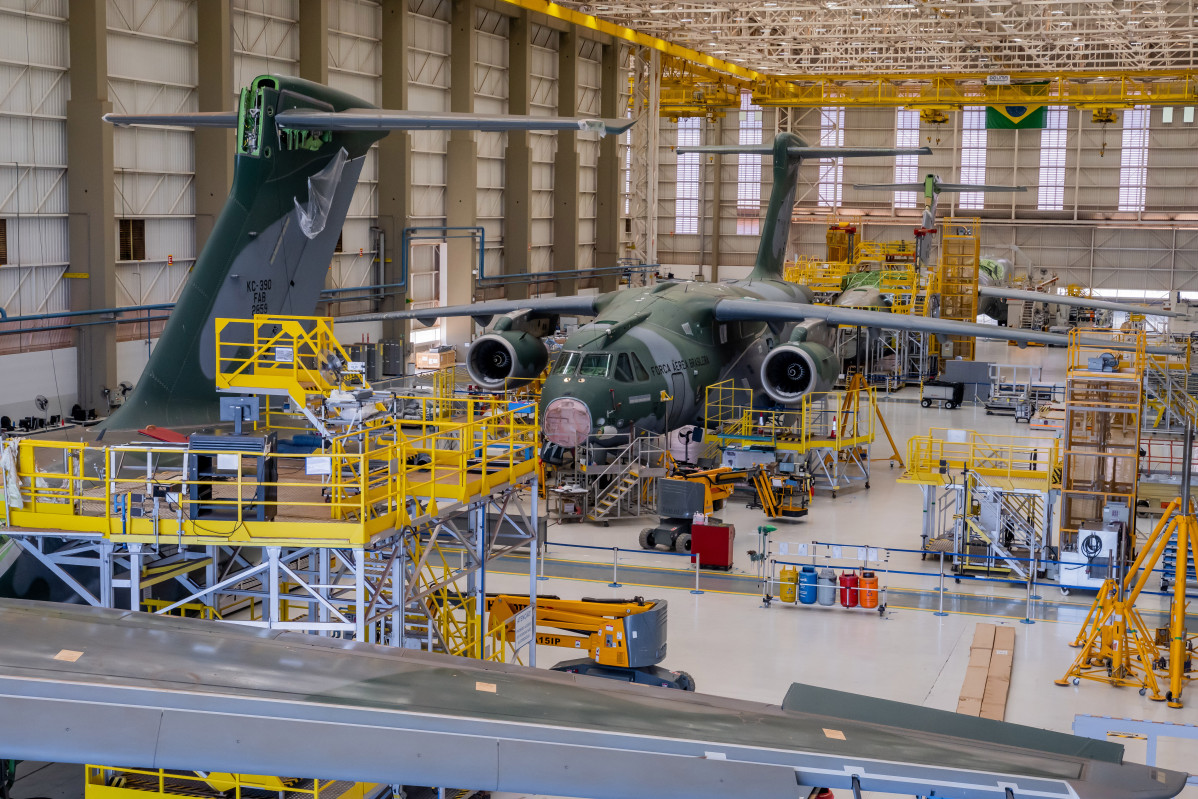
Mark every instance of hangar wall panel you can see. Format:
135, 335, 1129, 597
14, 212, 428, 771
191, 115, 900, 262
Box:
233, 0, 299, 86
0, 1, 70, 349
529, 23, 557, 274
106, 0, 196, 313
327, 0, 381, 314
576, 40, 601, 270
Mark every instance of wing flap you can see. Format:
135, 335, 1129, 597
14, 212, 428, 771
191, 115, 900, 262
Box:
980, 286, 1186, 319
276, 109, 633, 135
339, 295, 599, 326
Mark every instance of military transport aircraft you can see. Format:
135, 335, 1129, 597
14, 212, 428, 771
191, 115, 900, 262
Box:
100, 73, 632, 430
348, 135, 1180, 450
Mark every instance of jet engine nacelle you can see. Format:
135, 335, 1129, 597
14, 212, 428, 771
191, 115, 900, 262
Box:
466, 331, 549, 391
759, 341, 839, 405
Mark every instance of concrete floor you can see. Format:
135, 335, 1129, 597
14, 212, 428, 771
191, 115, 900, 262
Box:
485, 339, 1197, 797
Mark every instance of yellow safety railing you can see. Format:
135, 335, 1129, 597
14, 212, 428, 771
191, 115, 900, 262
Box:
703, 379, 876, 453
140, 598, 221, 620
4, 397, 538, 547
85, 766, 378, 799
1066, 328, 1146, 376
215, 315, 368, 406
901, 428, 1061, 489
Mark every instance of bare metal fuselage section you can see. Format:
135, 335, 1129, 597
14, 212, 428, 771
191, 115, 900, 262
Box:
0, 600, 1184, 799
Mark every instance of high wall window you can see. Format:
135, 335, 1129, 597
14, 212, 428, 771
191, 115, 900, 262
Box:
0, 219, 6, 265
1118, 106, 1150, 213
674, 117, 702, 235
118, 218, 145, 261
1037, 106, 1069, 211
817, 107, 844, 208
622, 111, 632, 216
894, 109, 921, 210
737, 90, 763, 235
958, 106, 988, 210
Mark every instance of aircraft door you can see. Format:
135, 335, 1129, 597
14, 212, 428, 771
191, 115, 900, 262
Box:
668, 372, 691, 428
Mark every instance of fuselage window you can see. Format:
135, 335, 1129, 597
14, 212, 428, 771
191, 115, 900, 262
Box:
553, 351, 582, 375
579, 353, 612, 377
629, 352, 650, 381
719, 324, 728, 344
614, 353, 635, 382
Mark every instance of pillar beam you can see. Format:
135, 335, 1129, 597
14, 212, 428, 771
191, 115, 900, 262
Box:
379, 0, 412, 348
595, 43, 622, 293
298, 0, 329, 84
67, 2, 117, 413
195, 3, 234, 253
446, 0, 479, 343
552, 30, 579, 296
503, 11, 532, 302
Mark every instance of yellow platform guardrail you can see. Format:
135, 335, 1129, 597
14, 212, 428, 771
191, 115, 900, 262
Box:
703, 379, 875, 454
4, 395, 538, 547
86, 766, 379, 799
900, 428, 1060, 489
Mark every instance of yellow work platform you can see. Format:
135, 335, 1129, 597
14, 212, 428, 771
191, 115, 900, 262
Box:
900, 427, 1060, 490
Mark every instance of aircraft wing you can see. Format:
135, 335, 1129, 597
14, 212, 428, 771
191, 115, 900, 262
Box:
714, 299, 1182, 356
980, 286, 1186, 319
0, 599, 1185, 799
852, 182, 1026, 193
678, 144, 933, 159
104, 110, 633, 135
339, 295, 600, 327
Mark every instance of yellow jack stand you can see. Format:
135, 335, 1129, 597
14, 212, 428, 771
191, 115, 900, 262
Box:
1056, 497, 1196, 706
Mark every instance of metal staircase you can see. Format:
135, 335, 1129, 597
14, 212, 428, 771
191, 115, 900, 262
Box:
587, 463, 643, 523
959, 472, 1047, 580
1163, 530, 1198, 596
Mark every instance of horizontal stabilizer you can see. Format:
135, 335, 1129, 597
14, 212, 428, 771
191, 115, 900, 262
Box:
105, 110, 633, 136
276, 109, 633, 135
103, 111, 239, 128
714, 298, 1183, 356
678, 145, 932, 159
979, 286, 1186, 318
339, 295, 600, 327
853, 182, 1026, 193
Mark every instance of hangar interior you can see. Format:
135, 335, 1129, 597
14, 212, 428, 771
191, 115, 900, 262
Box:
0, 2, 1197, 799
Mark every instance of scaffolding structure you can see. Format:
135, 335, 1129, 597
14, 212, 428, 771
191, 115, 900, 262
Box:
934, 217, 981, 362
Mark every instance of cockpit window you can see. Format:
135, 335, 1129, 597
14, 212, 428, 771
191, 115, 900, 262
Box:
614, 353, 634, 382
629, 353, 650, 381
553, 351, 582, 375
579, 353, 611, 377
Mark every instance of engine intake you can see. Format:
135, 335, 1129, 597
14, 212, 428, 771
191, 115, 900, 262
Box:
466, 331, 549, 391
759, 342, 838, 405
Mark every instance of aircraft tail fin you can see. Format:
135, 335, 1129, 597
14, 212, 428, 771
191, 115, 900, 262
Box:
680, 136, 930, 280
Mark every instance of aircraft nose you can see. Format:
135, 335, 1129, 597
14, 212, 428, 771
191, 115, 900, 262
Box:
542, 397, 592, 448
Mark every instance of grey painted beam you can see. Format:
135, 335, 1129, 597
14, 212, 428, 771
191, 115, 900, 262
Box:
503, 11, 533, 302
67, 2, 117, 413
195, 3, 234, 253
553, 30, 580, 297
379, 0, 412, 347
298, 0, 330, 85
595, 42, 622, 293
446, 0, 479, 342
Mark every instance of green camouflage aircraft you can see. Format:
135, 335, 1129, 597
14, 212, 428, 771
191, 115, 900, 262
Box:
101, 74, 632, 430
100, 76, 1178, 444
355, 138, 1179, 449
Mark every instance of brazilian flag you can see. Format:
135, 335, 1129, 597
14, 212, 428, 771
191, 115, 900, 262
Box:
986, 105, 1047, 129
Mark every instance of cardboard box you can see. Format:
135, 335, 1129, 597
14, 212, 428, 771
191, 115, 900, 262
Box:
971, 623, 997, 651
994, 625, 1016, 650
979, 703, 1006, 721
415, 348, 456, 370
989, 648, 1014, 677
983, 674, 1010, 702
956, 697, 983, 716
961, 665, 989, 700
968, 647, 993, 669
